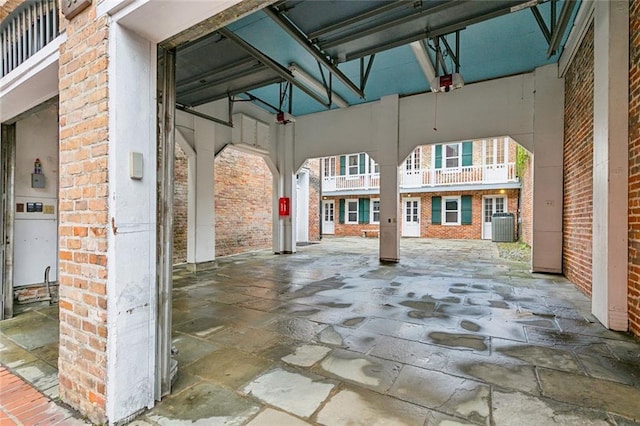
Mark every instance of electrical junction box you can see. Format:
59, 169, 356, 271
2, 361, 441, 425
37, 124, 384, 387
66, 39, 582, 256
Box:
31, 173, 45, 188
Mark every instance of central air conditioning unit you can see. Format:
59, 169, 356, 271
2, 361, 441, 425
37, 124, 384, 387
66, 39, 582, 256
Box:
430, 73, 464, 93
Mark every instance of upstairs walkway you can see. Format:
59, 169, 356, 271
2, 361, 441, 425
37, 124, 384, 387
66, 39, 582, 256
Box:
1, 238, 639, 425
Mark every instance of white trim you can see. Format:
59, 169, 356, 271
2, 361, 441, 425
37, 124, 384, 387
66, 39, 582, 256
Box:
347, 153, 360, 176
558, 0, 596, 78
0, 34, 65, 122
345, 198, 358, 224
370, 198, 380, 224
442, 196, 461, 225
442, 142, 462, 171
482, 195, 508, 239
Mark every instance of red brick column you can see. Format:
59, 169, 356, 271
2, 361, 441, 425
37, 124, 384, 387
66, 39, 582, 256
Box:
57, 4, 110, 424
563, 24, 594, 297
629, 0, 640, 336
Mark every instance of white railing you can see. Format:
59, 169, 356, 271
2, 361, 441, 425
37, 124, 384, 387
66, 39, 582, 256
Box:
1, 0, 59, 78
323, 163, 517, 192
323, 173, 380, 191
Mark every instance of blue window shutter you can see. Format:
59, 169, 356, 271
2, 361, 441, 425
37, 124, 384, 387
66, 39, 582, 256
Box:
359, 198, 370, 224
462, 142, 473, 166
339, 156, 346, 175
461, 195, 472, 224
432, 196, 442, 224
339, 199, 345, 223
359, 153, 366, 173
435, 145, 442, 169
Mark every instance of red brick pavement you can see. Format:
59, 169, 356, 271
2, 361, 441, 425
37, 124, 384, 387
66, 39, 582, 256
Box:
0, 367, 86, 426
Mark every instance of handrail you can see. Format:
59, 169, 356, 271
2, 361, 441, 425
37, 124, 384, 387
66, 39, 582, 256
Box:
1, 0, 59, 78
323, 163, 518, 192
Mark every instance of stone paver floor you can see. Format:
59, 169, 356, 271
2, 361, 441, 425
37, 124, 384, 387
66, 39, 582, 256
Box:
1, 237, 640, 425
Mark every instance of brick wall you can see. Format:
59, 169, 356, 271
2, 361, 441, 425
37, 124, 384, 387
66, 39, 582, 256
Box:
307, 159, 321, 241
57, 3, 109, 424
519, 150, 533, 246
629, 0, 640, 336
326, 189, 518, 239
215, 147, 273, 256
173, 144, 188, 263
563, 24, 594, 296
422, 190, 518, 239
0, 0, 23, 20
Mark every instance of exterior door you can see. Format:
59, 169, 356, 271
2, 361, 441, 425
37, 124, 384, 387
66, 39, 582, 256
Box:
483, 196, 506, 239
403, 147, 422, 187
323, 200, 335, 234
402, 197, 421, 237
484, 138, 508, 182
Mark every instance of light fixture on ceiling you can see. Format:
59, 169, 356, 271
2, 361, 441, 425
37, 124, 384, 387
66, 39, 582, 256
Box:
409, 40, 436, 84
288, 63, 349, 108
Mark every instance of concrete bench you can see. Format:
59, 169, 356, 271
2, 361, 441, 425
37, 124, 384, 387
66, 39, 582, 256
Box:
362, 229, 380, 238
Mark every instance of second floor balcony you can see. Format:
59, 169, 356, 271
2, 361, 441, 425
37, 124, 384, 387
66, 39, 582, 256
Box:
1, 0, 59, 78
323, 162, 518, 193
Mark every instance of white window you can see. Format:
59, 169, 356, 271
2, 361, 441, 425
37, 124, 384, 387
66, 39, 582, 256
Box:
371, 199, 380, 224
405, 147, 421, 171
444, 143, 461, 169
347, 154, 359, 176
323, 157, 336, 177
346, 199, 358, 224
443, 196, 461, 225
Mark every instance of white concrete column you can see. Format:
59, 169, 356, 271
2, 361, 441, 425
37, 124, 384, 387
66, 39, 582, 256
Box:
106, 23, 157, 422
531, 64, 564, 273
274, 122, 296, 254
186, 119, 216, 269
592, 0, 629, 330
377, 95, 400, 262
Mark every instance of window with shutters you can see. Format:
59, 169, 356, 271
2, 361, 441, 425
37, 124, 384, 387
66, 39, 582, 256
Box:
371, 199, 380, 224
444, 143, 461, 169
346, 199, 358, 224
347, 154, 359, 176
443, 196, 461, 225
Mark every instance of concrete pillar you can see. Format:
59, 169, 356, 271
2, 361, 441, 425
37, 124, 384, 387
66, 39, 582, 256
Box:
186, 119, 216, 270
274, 122, 296, 254
591, 0, 629, 330
531, 64, 564, 273
377, 95, 400, 262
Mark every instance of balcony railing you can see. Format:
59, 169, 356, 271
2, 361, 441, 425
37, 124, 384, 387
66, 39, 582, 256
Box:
323, 163, 518, 192
1, 0, 59, 78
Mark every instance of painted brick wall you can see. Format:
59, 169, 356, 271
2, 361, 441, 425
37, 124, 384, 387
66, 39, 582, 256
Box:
57, 3, 109, 424
563, 24, 594, 296
214, 147, 273, 257
173, 144, 188, 264
629, 0, 640, 336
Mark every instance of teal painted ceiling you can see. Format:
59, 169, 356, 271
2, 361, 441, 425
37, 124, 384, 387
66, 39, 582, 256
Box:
175, 0, 579, 116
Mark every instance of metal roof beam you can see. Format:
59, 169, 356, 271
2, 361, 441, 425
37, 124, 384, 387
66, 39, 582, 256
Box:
218, 27, 329, 109
547, 0, 577, 57
177, 64, 270, 98
264, 6, 365, 99
176, 57, 260, 90
319, 0, 467, 50
307, 0, 408, 40
530, 5, 551, 44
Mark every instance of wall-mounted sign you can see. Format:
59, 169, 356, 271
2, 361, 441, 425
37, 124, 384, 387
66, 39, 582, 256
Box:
62, 0, 92, 20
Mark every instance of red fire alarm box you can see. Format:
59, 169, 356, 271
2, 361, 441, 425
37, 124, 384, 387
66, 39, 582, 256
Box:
279, 197, 290, 216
